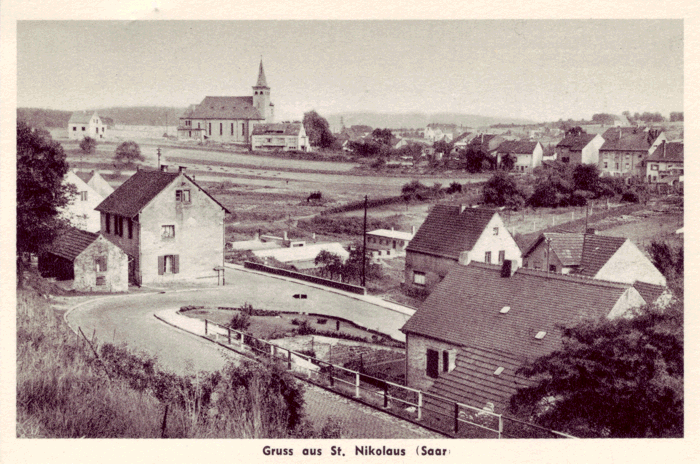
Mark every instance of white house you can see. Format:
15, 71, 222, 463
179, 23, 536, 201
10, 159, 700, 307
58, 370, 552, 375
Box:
61, 170, 104, 232
68, 111, 106, 140
494, 140, 544, 172
251, 122, 310, 152
84, 170, 115, 199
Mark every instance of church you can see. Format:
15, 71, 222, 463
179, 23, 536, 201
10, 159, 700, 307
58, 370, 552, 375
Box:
177, 60, 274, 144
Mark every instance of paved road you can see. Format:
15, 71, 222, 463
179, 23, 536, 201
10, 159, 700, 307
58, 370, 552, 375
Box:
64, 270, 438, 438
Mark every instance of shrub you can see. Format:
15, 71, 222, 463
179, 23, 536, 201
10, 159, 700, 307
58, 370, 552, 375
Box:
316, 318, 327, 325
228, 311, 251, 331
621, 191, 639, 203
569, 191, 589, 207
296, 320, 313, 336
528, 183, 559, 208
114, 141, 144, 166
483, 171, 525, 208
79, 136, 97, 154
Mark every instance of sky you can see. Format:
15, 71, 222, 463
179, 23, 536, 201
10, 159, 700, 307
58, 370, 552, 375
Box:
16, 20, 683, 123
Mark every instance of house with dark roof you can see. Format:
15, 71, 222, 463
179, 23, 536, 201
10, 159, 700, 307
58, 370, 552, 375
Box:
494, 140, 543, 172
598, 127, 665, 178
404, 205, 521, 294
644, 141, 683, 185
68, 110, 106, 140
555, 132, 604, 165
400, 260, 648, 413
251, 122, 310, 152
467, 134, 505, 154
95, 165, 230, 285
177, 60, 273, 144
38, 227, 128, 292
522, 231, 666, 286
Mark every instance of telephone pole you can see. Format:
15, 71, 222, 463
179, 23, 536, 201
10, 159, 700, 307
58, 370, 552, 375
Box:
362, 195, 368, 287
157, 147, 161, 169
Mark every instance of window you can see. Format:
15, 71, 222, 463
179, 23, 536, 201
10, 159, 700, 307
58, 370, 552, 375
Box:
189, 131, 192, 137
80, 191, 88, 201
96, 276, 106, 286
95, 256, 107, 272
535, 331, 547, 340
220, 123, 223, 136
176, 189, 191, 203
485, 251, 491, 264
625, 163, 630, 169
128, 218, 133, 239
197, 122, 200, 129
158, 255, 179, 275
498, 250, 505, 264
549, 264, 557, 272
82, 126, 86, 131
413, 271, 426, 286
443, 351, 449, 372
616, 163, 619, 170
493, 227, 499, 235
426, 349, 439, 379
161, 225, 175, 239
604, 162, 608, 169
208, 123, 211, 136
73, 127, 77, 131
115, 216, 124, 237
494, 367, 504, 376
231, 123, 234, 136
651, 164, 659, 171
105, 213, 111, 234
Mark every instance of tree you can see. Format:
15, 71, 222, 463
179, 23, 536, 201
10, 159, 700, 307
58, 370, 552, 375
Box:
591, 113, 615, 125
79, 136, 97, 154
314, 250, 343, 281
302, 111, 336, 149
433, 140, 451, 158
482, 172, 525, 208
114, 141, 144, 166
670, 112, 684, 122
509, 301, 683, 438
462, 146, 494, 173
500, 153, 516, 171
371, 128, 393, 146
16, 121, 75, 283
572, 164, 600, 193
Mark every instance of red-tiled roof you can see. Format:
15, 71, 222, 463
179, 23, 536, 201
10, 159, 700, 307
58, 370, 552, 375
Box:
47, 227, 98, 261
647, 142, 683, 162
187, 96, 264, 120
406, 205, 496, 259
632, 281, 666, 305
252, 122, 303, 136
402, 262, 632, 412
496, 140, 539, 155
575, 234, 627, 277
556, 133, 597, 151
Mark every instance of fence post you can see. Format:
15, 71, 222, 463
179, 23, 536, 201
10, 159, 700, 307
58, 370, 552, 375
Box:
287, 350, 292, 370
498, 415, 503, 439
329, 365, 334, 387
417, 391, 423, 421
383, 382, 389, 408
204, 319, 208, 335
355, 372, 361, 398
240, 333, 245, 348
227, 328, 231, 345
270, 344, 274, 358
454, 403, 459, 434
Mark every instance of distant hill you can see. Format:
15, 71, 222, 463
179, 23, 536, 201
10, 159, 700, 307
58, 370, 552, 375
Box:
326, 112, 536, 130
17, 106, 187, 128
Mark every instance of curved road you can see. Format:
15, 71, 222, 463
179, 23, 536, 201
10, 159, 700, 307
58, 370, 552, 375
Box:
65, 269, 437, 438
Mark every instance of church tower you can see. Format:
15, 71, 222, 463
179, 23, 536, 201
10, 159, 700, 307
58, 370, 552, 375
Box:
252, 59, 273, 123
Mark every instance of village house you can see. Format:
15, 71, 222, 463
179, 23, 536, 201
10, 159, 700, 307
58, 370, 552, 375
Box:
522, 231, 666, 286
598, 127, 666, 178
466, 133, 505, 155
83, 170, 115, 199
38, 227, 128, 292
400, 260, 650, 414
404, 205, 521, 294
177, 60, 273, 144
68, 110, 106, 140
95, 165, 229, 286
253, 242, 349, 270
555, 131, 605, 165
494, 140, 543, 172
450, 131, 477, 156
366, 227, 415, 258
251, 122, 310, 152
644, 141, 684, 186
61, 170, 105, 232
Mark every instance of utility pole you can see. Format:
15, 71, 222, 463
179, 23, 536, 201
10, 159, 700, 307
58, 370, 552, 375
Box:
545, 237, 551, 274
362, 194, 368, 287
157, 147, 161, 169
584, 201, 589, 232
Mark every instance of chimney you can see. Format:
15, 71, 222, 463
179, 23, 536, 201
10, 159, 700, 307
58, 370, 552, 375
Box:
160, 165, 168, 172
663, 140, 666, 158
254, 230, 260, 240
411, 225, 416, 236
179, 166, 187, 173
458, 250, 470, 265
501, 259, 517, 278
459, 204, 467, 213
586, 228, 597, 235
283, 231, 288, 240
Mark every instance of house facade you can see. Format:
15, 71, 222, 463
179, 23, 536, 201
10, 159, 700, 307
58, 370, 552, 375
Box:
62, 170, 105, 232
598, 127, 665, 178
494, 140, 543, 172
177, 60, 273, 144
404, 205, 521, 294
68, 111, 106, 140
645, 141, 683, 185
555, 132, 605, 165
95, 166, 229, 285
366, 228, 415, 258
400, 261, 648, 412
251, 122, 310, 151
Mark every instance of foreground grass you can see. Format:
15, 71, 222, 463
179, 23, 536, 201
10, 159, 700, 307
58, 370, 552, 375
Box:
16, 279, 341, 438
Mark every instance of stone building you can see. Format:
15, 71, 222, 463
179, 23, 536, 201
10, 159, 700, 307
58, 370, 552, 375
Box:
95, 165, 230, 285
178, 60, 274, 144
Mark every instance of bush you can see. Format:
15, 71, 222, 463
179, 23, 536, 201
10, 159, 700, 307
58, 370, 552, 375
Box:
296, 320, 313, 336
569, 191, 589, 207
528, 183, 559, 208
316, 318, 327, 325
482, 172, 525, 208
114, 141, 144, 166
228, 311, 251, 331
621, 191, 639, 203
79, 136, 97, 154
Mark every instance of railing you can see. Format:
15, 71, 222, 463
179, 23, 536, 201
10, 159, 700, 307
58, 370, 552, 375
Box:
202, 318, 573, 439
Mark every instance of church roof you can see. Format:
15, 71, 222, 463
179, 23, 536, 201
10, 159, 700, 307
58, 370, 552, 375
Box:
254, 59, 269, 88
187, 96, 264, 120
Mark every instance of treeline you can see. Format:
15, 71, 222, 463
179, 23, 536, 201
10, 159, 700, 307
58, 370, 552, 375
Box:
17, 108, 73, 128
17, 106, 187, 128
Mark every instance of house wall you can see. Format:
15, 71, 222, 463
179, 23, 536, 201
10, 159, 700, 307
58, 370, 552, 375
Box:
646, 160, 684, 183
68, 113, 106, 140
100, 211, 140, 283
405, 333, 460, 392
581, 135, 604, 165
63, 172, 104, 232
595, 240, 667, 286
366, 234, 411, 255
179, 119, 251, 143
469, 215, 522, 267
73, 236, 129, 292
532, 143, 543, 168
599, 150, 646, 177
404, 252, 457, 293
138, 173, 225, 284
607, 288, 647, 319
522, 241, 566, 273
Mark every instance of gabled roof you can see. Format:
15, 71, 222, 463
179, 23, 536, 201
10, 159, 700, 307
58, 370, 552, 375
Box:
468, 134, 501, 149
367, 229, 413, 241
187, 96, 264, 120
74, 171, 92, 184
254, 59, 269, 88
633, 281, 666, 306
401, 262, 631, 360
647, 142, 683, 162
575, 234, 627, 277
406, 205, 497, 259
47, 227, 98, 261
451, 132, 475, 145
68, 111, 97, 124
95, 169, 230, 217
600, 127, 654, 152
252, 122, 303, 136
496, 140, 540, 155
556, 133, 597, 151
522, 232, 585, 267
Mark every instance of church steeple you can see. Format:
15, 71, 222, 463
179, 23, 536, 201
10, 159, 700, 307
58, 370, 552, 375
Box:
252, 59, 273, 123
255, 59, 269, 89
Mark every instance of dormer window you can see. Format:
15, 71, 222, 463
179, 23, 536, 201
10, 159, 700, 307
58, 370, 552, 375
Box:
494, 367, 504, 376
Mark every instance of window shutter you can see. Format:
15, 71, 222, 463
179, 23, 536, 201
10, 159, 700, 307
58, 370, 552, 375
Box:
172, 255, 179, 274
106, 213, 111, 233
128, 218, 133, 239
426, 349, 439, 379
158, 256, 164, 275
